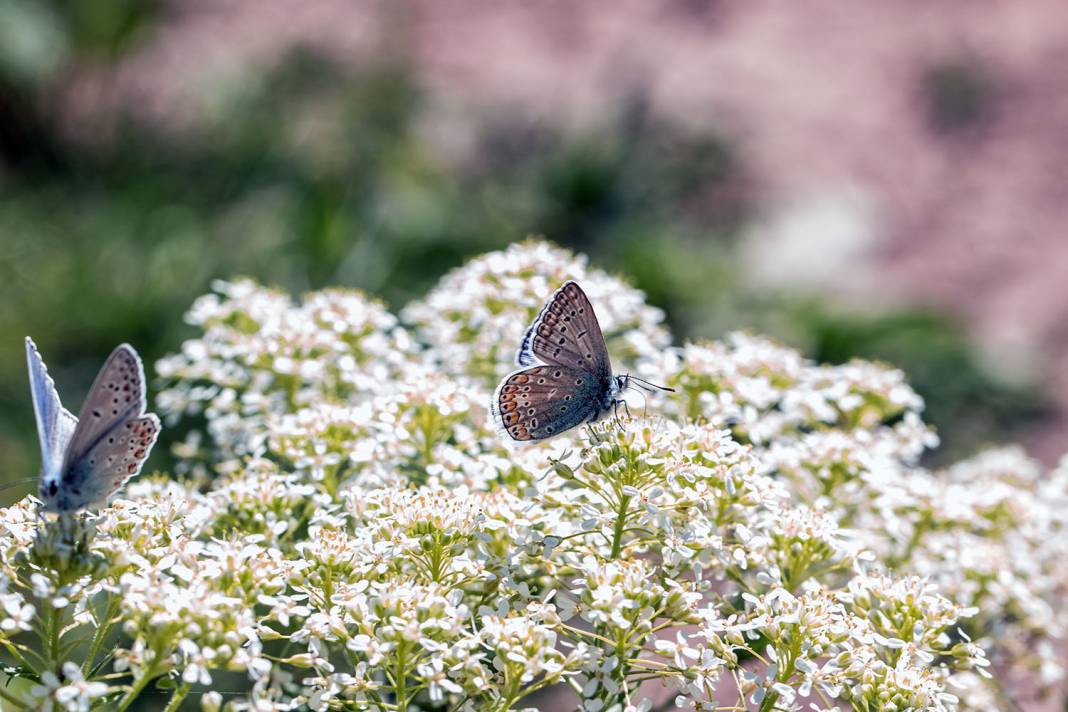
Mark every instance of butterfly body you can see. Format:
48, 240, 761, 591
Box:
493, 281, 666, 442
26, 338, 160, 512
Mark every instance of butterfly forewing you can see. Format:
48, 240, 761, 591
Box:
59, 414, 160, 508
25, 338, 78, 478
517, 281, 611, 378
61, 344, 148, 475
493, 365, 601, 441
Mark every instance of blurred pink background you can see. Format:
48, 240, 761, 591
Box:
59, 0, 1068, 464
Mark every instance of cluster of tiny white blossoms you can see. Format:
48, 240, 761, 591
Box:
653, 332, 1068, 708
156, 278, 416, 467
402, 239, 671, 385
0, 240, 1061, 711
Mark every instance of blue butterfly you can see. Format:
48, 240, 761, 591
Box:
26, 337, 160, 512
492, 281, 671, 442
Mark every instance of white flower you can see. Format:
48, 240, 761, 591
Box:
0, 591, 34, 632
31, 663, 108, 712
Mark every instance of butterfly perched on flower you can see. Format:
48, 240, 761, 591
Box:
491, 281, 672, 442
26, 337, 160, 512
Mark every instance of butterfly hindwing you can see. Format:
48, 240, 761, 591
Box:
518, 281, 611, 378
61, 344, 147, 474
57, 414, 160, 510
25, 338, 78, 481
493, 365, 604, 441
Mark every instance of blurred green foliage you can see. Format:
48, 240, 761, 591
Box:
0, 12, 1050, 493
778, 305, 1050, 462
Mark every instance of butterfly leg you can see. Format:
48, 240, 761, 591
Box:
613, 399, 633, 430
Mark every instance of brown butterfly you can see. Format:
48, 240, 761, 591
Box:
491, 281, 672, 442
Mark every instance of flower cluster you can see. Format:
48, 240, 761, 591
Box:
0, 240, 1062, 711
403, 239, 671, 385
650, 334, 934, 458
157, 279, 415, 464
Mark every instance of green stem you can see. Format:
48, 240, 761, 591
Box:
492, 666, 517, 712
610, 495, 631, 559
758, 691, 779, 712
0, 639, 33, 671
429, 532, 444, 583
394, 642, 407, 711
47, 604, 63, 674
758, 638, 799, 712
0, 682, 27, 709
83, 595, 121, 676
321, 568, 334, 608
9, 641, 49, 672
114, 662, 157, 712
416, 407, 438, 469
162, 682, 191, 712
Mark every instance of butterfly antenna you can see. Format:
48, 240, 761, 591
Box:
625, 375, 675, 393
0, 477, 38, 508
0, 477, 37, 494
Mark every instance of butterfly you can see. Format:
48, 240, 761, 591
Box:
26, 337, 160, 512
491, 281, 672, 442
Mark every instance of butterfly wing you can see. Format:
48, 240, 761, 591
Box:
25, 337, 78, 480
492, 365, 603, 441
56, 414, 160, 510
517, 281, 612, 379
62, 344, 147, 468
54, 344, 157, 510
